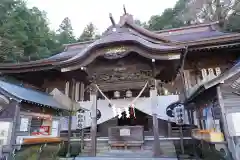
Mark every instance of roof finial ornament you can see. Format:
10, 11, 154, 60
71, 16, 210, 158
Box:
109, 13, 116, 26
123, 5, 127, 15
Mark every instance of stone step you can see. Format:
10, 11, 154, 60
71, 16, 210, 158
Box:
82, 149, 109, 153
84, 143, 108, 147
84, 146, 108, 150
85, 150, 177, 158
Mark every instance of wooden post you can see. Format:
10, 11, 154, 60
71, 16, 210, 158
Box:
80, 82, 85, 151
150, 79, 161, 157
80, 83, 85, 101
8, 102, 20, 159
167, 119, 172, 137
90, 84, 97, 156
66, 80, 75, 158
179, 125, 185, 154
216, 85, 236, 159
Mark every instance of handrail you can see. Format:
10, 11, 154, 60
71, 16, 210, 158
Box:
69, 136, 192, 142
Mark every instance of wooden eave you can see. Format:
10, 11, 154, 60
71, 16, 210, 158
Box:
0, 36, 240, 73
57, 33, 184, 64
181, 33, 240, 46
155, 22, 219, 34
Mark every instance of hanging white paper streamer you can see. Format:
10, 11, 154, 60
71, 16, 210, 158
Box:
125, 107, 130, 118
117, 108, 122, 118
112, 104, 117, 117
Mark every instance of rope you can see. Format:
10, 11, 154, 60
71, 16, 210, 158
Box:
95, 84, 112, 104
95, 81, 148, 108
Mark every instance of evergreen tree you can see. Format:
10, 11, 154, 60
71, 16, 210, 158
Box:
57, 17, 76, 44
147, 0, 188, 31
0, 0, 62, 62
78, 23, 99, 42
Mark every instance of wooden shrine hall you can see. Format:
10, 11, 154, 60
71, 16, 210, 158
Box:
1, 7, 240, 158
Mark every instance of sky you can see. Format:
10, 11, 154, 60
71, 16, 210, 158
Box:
26, 0, 178, 37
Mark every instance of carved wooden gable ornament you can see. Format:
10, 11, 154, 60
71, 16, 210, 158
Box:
103, 46, 128, 59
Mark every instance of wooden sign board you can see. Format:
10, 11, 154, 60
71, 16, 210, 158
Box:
105, 46, 127, 54
120, 128, 130, 136
104, 46, 128, 59
20, 117, 29, 132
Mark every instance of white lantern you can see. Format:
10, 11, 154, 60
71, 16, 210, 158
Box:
126, 90, 132, 98
163, 88, 169, 95
114, 91, 120, 98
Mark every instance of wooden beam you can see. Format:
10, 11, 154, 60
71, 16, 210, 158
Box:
97, 81, 147, 91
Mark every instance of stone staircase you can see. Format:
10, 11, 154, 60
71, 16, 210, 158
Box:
171, 126, 191, 137
81, 139, 110, 156
80, 138, 177, 158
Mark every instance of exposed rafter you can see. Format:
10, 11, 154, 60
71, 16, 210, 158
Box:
109, 13, 116, 26
123, 5, 127, 15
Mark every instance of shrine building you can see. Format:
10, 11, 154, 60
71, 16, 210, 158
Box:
1, 8, 240, 158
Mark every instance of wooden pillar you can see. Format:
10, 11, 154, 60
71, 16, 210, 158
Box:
7, 101, 21, 159
75, 82, 80, 101
80, 82, 85, 101
66, 80, 76, 157
150, 79, 161, 157
216, 86, 236, 159
80, 82, 85, 151
65, 81, 70, 96
90, 84, 97, 156
167, 119, 172, 137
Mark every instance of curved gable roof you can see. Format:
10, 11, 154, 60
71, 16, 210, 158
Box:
58, 31, 184, 68
0, 13, 240, 73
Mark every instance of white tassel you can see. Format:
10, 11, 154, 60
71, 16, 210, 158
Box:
125, 107, 130, 118
112, 105, 117, 117
117, 108, 122, 118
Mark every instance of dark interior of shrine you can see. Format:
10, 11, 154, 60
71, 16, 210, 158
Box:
117, 108, 149, 131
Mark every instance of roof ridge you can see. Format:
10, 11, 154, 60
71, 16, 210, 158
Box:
63, 40, 96, 47
124, 19, 173, 43
155, 21, 219, 33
